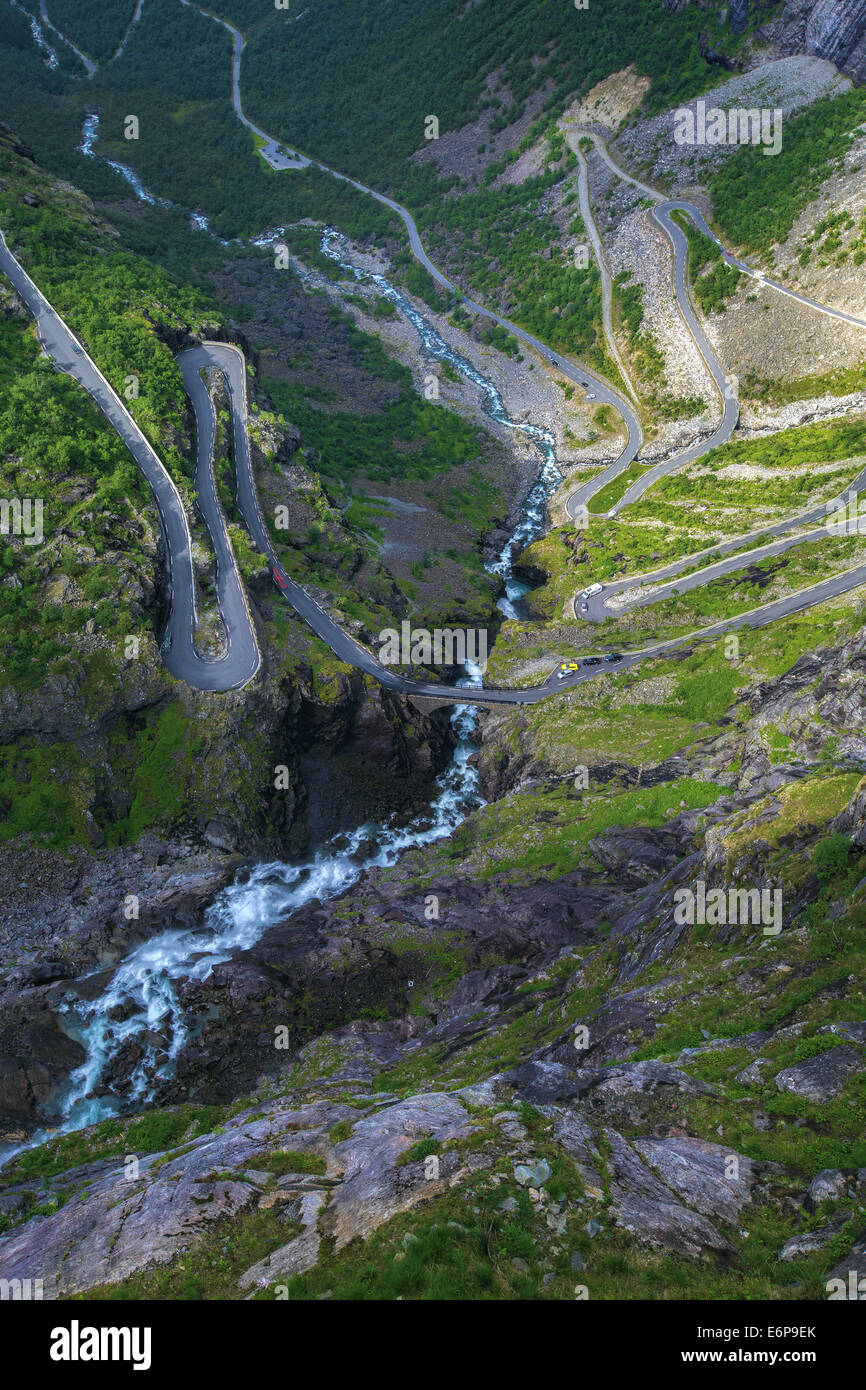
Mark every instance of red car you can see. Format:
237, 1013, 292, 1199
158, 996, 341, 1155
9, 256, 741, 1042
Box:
272, 568, 286, 589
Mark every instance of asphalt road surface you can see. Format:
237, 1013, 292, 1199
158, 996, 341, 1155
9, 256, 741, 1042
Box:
0, 230, 250, 693
4, 13, 866, 706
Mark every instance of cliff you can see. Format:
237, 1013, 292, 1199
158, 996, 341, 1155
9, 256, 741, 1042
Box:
666, 0, 866, 81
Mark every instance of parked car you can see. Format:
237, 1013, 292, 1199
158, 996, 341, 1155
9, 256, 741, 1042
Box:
604, 652, 622, 663
583, 656, 602, 666
557, 661, 581, 679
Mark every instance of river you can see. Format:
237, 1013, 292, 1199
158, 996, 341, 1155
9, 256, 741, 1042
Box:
0, 130, 567, 1164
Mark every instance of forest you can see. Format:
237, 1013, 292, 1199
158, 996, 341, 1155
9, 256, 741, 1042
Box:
0, 0, 401, 244
49, 0, 138, 64
421, 172, 607, 368
710, 86, 866, 254
0, 0, 734, 242
236, 0, 729, 192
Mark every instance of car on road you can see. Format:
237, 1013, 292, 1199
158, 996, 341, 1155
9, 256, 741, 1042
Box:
604, 652, 622, 663
161, 632, 172, 653
72, 345, 83, 355
583, 656, 602, 666
557, 661, 581, 679
580, 602, 588, 613
586, 392, 595, 400
272, 567, 287, 589
584, 583, 604, 597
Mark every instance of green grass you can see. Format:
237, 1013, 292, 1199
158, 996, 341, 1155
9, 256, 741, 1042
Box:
0, 1104, 231, 1187
259, 1150, 327, 1176
673, 211, 744, 313
264, 377, 483, 487
710, 87, 866, 256
435, 776, 725, 881
720, 773, 862, 858
0, 739, 91, 849
108, 702, 203, 843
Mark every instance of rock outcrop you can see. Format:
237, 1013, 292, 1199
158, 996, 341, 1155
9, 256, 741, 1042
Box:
662, 0, 866, 81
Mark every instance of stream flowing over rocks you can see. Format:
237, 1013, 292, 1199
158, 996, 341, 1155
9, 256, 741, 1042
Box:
4, 739, 866, 1295
3, 43, 866, 1300
1, 115, 578, 1159
0, 340, 567, 1163
314, 228, 563, 619
0, 693, 483, 1161
0, 159, 577, 1162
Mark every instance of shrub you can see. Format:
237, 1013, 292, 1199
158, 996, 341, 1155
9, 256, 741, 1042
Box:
813, 833, 854, 884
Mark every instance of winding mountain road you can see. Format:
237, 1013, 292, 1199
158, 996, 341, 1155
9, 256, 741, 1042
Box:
38, 0, 96, 74
581, 513, 866, 628
584, 131, 866, 334
571, 138, 638, 404
5, 1, 866, 705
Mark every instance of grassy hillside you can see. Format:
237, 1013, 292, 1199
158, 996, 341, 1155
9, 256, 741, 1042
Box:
0, 0, 736, 240
710, 86, 866, 255
233, 0, 726, 189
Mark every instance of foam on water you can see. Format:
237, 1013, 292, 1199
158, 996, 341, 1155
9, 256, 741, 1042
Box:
1, 676, 484, 1165
12, 0, 58, 69
309, 227, 562, 618
2, 163, 564, 1170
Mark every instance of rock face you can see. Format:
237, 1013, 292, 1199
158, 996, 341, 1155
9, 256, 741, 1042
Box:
0, 1006, 85, 1141
0, 839, 243, 1140
663, 0, 866, 80
635, 1136, 754, 1226
605, 1128, 735, 1258
0, 1080, 755, 1297
153, 867, 617, 1109
737, 0, 866, 80
803, 0, 866, 76
774, 1046, 865, 1102
805, 1168, 866, 1210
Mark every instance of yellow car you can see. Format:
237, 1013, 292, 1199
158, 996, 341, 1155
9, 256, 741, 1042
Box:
557, 661, 581, 679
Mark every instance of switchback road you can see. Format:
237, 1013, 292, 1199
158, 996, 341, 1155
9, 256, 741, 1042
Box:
4, 3, 866, 704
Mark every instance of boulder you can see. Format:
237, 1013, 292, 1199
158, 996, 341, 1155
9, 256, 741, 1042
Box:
774, 1046, 865, 1103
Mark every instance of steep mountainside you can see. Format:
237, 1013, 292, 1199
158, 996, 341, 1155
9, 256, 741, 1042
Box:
1, 634, 865, 1299
0, 0, 865, 1309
